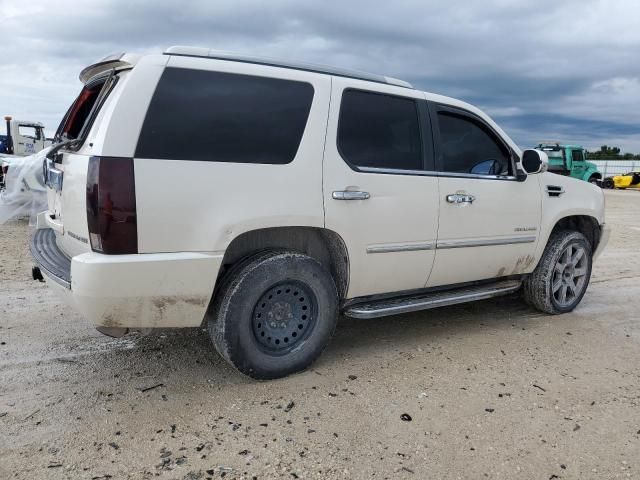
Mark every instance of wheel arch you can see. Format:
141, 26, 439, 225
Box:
217, 226, 350, 299
548, 215, 602, 252
586, 170, 602, 182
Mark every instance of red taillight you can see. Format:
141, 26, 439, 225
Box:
86, 156, 137, 254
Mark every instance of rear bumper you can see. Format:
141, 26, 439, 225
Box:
31, 228, 223, 329
30, 228, 71, 288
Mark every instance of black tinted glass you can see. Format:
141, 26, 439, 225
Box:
338, 90, 422, 170
571, 150, 583, 162
438, 112, 511, 175
136, 68, 314, 163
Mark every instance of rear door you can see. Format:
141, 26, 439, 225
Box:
323, 79, 439, 298
427, 103, 542, 287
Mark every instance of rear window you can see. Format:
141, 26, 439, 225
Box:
135, 68, 314, 164
55, 74, 115, 143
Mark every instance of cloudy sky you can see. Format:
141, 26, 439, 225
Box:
1, 0, 639, 152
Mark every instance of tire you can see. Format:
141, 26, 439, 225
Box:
208, 250, 339, 379
588, 176, 600, 185
603, 178, 615, 189
523, 231, 593, 314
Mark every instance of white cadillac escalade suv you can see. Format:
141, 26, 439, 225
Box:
31, 47, 610, 379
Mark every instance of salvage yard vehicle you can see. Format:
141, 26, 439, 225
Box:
31, 48, 610, 379
1, 116, 51, 190
0, 116, 50, 157
537, 143, 602, 184
602, 171, 640, 189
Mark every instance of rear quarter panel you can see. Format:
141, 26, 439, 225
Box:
134, 57, 331, 254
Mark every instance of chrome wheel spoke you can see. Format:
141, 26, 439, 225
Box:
574, 267, 587, 278
559, 284, 568, 304
552, 276, 563, 293
571, 248, 584, 266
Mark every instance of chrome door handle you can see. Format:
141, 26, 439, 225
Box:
446, 193, 475, 204
332, 190, 370, 200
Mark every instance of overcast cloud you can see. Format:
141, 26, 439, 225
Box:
1, 0, 639, 152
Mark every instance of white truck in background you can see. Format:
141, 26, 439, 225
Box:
1, 116, 51, 191
0, 116, 51, 157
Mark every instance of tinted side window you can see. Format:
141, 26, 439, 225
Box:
437, 112, 511, 175
136, 68, 314, 163
571, 150, 584, 162
338, 90, 422, 170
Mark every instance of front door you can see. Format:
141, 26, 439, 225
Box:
570, 149, 586, 180
427, 104, 542, 287
323, 80, 440, 298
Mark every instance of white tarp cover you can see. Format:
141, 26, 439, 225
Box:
0, 147, 50, 225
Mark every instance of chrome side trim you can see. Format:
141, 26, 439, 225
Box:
356, 166, 517, 181
438, 171, 516, 181
367, 242, 436, 254
345, 280, 522, 319
436, 235, 536, 250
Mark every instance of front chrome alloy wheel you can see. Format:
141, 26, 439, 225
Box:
552, 244, 588, 307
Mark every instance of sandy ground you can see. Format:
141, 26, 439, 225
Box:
1, 190, 639, 480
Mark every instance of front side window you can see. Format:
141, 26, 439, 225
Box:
338, 90, 423, 171
18, 125, 40, 140
437, 112, 512, 176
135, 68, 314, 164
571, 150, 584, 163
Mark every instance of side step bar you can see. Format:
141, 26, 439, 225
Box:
344, 280, 522, 319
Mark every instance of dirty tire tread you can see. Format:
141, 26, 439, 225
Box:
207, 250, 338, 380
523, 230, 592, 315
208, 249, 282, 362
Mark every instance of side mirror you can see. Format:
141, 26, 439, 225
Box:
521, 149, 549, 175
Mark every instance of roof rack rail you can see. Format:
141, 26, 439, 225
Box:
163, 46, 413, 89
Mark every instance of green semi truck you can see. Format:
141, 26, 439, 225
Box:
537, 143, 602, 184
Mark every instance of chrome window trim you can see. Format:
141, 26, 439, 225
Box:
438, 171, 517, 181
357, 166, 517, 181
367, 241, 436, 254
436, 236, 537, 249
357, 166, 436, 176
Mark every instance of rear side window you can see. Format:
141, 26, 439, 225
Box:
338, 90, 422, 171
437, 112, 512, 176
135, 68, 314, 164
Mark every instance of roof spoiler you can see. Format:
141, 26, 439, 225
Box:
79, 53, 140, 84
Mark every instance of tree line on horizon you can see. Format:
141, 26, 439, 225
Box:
585, 145, 640, 160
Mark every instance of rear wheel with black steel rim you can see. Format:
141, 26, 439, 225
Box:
523, 230, 593, 314
208, 251, 338, 379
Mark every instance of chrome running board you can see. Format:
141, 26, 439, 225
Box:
344, 280, 522, 319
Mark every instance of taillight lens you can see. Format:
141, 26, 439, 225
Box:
86, 156, 138, 254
